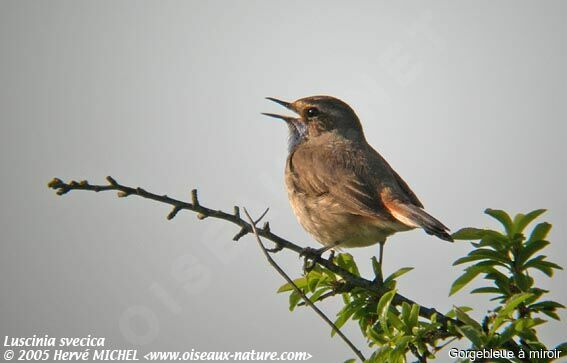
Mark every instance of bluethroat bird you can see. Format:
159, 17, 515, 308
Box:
263, 95, 452, 265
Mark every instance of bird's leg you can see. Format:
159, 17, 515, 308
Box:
378, 241, 385, 266
372, 241, 386, 285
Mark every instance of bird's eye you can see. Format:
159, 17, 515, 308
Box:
306, 107, 319, 118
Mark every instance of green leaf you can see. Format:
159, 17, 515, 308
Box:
387, 310, 405, 331
408, 304, 419, 330
468, 248, 511, 265
483, 269, 512, 296
391, 335, 412, 360
277, 277, 307, 293
529, 300, 565, 311
289, 291, 301, 311
335, 253, 360, 276
450, 265, 491, 296
453, 249, 511, 266
491, 293, 533, 334
332, 300, 364, 336
308, 287, 331, 303
475, 231, 509, 249
515, 273, 534, 291
453, 254, 488, 266
401, 302, 411, 322
449, 271, 477, 296
377, 289, 397, 334
485, 208, 514, 236
320, 266, 338, 281
514, 317, 546, 332
527, 222, 552, 243
516, 240, 550, 267
501, 293, 533, 315
454, 306, 483, 332
445, 306, 472, 319
456, 325, 484, 348
331, 299, 366, 336
513, 209, 546, 234
452, 227, 489, 240
306, 271, 321, 292
384, 267, 414, 286
470, 287, 501, 294
343, 359, 356, 363
496, 323, 519, 345
524, 256, 563, 277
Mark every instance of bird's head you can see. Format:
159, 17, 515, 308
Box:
263, 95, 365, 152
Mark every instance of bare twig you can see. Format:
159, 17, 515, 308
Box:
47, 176, 452, 324
243, 208, 366, 362
47, 176, 531, 361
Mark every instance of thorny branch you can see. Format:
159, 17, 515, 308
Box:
48, 177, 452, 323
47, 176, 528, 361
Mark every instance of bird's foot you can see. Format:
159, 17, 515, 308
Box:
299, 246, 325, 259
300, 247, 327, 273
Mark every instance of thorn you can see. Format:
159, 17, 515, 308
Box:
197, 213, 207, 220
233, 226, 248, 241
136, 187, 145, 194
167, 206, 181, 220
191, 189, 199, 206
262, 221, 271, 232
79, 180, 88, 186
117, 191, 129, 198
106, 176, 117, 185
56, 188, 69, 196
69, 180, 79, 187
233, 206, 240, 218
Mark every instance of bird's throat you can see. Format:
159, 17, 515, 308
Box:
287, 120, 307, 152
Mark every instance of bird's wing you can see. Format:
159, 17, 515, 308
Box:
288, 139, 453, 242
368, 149, 453, 242
390, 168, 423, 208
380, 187, 453, 241
287, 141, 391, 220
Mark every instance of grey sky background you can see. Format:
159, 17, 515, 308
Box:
1, 1, 566, 362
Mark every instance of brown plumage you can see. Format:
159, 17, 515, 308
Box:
263, 95, 452, 257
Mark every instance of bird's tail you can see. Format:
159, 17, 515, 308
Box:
388, 202, 454, 242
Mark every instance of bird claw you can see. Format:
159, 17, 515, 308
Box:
299, 247, 323, 260
300, 247, 325, 274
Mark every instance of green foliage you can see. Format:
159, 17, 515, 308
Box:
278, 209, 565, 362
446, 209, 565, 361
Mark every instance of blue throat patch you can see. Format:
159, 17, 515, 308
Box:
287, 121, 307, 152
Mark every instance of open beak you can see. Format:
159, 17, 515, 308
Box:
261, 113, 297, 122
262, 97, 298, 123
265, 97, 292, 109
